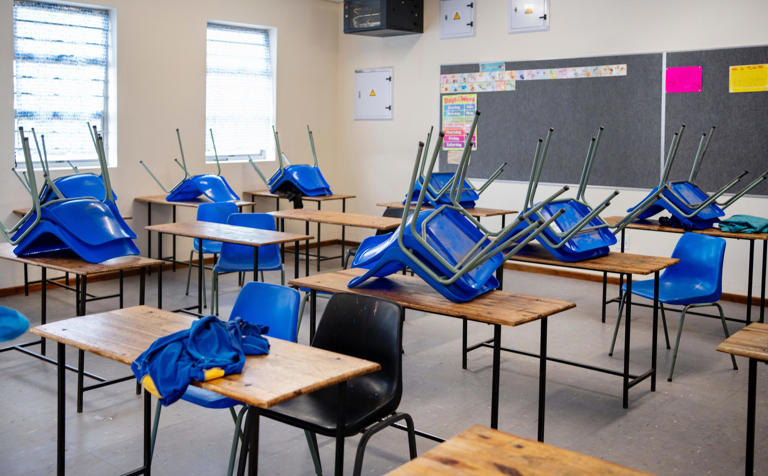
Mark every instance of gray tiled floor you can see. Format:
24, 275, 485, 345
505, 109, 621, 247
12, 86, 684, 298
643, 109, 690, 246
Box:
0, 249, 764, 475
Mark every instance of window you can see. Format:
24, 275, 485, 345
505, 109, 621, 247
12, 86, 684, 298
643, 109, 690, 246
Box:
13, 0, 113, 169
205, 23, 275, 163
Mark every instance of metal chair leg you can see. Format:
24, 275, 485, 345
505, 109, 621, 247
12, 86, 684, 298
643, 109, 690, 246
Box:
304, 430, 323, 476
297, 292, 309, 340
668, 305, 689, 381
227, 406, 248, 476
352, 412, 418, 476
280, 268, 285, 285
185, 250, 194, 295
150, 400, 162, 461
714, 303, 738, 371
609, 292, 627, 356
660, 303, 671, 349
212, 271, 219, 316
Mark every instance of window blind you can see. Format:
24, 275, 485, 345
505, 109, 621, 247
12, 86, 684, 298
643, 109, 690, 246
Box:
206, 23, 274, 163
13, 0, 111, 169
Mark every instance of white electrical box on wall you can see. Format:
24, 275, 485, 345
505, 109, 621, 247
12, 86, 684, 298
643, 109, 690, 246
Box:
508, 0, 548, 34
354, 68, 393, 120
440, 0, 475, 39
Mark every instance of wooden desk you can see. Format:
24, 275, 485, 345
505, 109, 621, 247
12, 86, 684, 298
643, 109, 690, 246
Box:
377, 202, 517, 225
134, 195, 256, 271
270, 209, 402, 271
606, 216, 767, 325
146, 221, 312, 314
0, 242, 163, 413
289, 268, 575, 442
717, 322, 768, 475
389, 425, 648, 475
30, 305, 379, 476
507, 245, 679, 408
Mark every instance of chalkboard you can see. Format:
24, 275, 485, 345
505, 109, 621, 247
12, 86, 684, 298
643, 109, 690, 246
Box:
665, 46, 768, 197
439, 53, 664, 189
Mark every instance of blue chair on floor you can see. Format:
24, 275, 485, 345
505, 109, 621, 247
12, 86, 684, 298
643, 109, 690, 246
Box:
150, 282, 301, 475
609, 233, 738, 381
0, 306, 29, 342
185, 202, 239, 303
211, 213, 284, 315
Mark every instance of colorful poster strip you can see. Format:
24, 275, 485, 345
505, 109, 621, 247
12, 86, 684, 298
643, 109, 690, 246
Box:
729, 64, 768, 93
666, 66, 702, 93
440, 71, 515, 93
442, 94, 477, 151
514, 63, 627, 81
479, 61, 505, 72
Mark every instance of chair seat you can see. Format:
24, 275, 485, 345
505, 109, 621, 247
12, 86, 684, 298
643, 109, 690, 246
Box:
194, 240, 223, 255
623, 278, 719, 306
263, 378, 397, 437
181, 385, 240, 409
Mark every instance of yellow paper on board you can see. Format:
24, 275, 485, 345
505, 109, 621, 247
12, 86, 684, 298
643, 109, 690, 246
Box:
729, 64, 768, 93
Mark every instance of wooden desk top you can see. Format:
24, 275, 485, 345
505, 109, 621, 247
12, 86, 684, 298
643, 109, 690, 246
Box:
145, 221, 312, 246
509, 244, 678, 275
605, 216, 768, 241
288, 268, 574, 327
377, 202, 517, 218
30, 306, 381, 409
13, 208, 133, 221
134, 195, 255, 209
388, 425, 649, 475
270, 209, 401, 231
245, 190, 356, 201
0, 242, 162, 275
717, 323, 768, 361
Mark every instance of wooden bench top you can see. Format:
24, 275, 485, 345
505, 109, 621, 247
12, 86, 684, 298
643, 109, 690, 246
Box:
134, 195, 255, 209
717, 322, 768, 361
13, 208, 133, 221
376, 202, 518, 218
388, 425, 650, 475
145, 221, 312, 246
605, 216, 768, 241
508, 244, 679, 275
0, 242, 162, 275
270, 209, 401, 231
288, 268, 575, 327
245, 190, 356, 201
30, 306, 381, 409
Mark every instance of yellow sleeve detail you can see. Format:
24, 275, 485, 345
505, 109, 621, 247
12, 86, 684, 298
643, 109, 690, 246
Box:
141, 375, 162, 398
203, 367, 225, 381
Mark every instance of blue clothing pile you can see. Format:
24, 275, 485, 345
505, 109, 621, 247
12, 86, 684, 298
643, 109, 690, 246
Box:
131, 315, 270, 406
719, 215, 768, 234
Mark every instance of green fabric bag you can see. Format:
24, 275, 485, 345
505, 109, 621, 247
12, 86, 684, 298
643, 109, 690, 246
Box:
719, 215, 768, 234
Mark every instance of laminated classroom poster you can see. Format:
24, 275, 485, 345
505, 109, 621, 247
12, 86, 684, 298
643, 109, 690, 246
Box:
729, 64, 768, 93
666, 66, 703, 93
442, 94, 478, 151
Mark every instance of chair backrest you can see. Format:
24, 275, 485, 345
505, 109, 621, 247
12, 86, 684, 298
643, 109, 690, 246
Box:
663, 232, 726, 299
196, 202, 238, 223
312, 293, 404, 412
229, 282, 300, 342
219, 213, 281, 264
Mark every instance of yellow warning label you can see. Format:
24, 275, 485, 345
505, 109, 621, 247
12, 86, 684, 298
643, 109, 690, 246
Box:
370, 90, 376, 96
453, 12, 461, 20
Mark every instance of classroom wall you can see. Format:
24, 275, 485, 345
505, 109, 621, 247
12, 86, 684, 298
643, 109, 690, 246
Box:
334, 0, 768, 297
0, 0, 340, 289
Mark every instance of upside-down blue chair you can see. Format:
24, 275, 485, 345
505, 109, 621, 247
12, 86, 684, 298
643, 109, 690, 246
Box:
627, 125, 768, 230
249, 125, 332, 206
350, 123, 568, 303
150, 282, 304, 476
184, 201, 239, 303
211, 213, 285, 315
609, 233, 738, 381
140, 128, 240, 203
3, 127, 139, 263
0, 306, 29, 342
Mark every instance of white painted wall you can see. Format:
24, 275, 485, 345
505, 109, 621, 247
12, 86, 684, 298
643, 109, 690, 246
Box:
0, 0, 340, 288
334, 0, 768, 297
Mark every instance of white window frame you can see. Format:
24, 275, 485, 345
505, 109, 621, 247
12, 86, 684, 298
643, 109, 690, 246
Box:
205, 21, 277, 165
12, 0, 117, 171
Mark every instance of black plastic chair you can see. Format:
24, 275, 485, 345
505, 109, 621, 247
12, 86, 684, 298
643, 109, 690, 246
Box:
262, 292, 416, 475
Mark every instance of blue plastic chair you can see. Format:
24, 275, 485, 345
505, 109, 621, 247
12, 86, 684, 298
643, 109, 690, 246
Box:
0, 306, 29, 342
151, 282, 301, 475
165, 174, 240, 202
184, 202, 239, 301
609, 233, 738, 381
211, 213, 284, 315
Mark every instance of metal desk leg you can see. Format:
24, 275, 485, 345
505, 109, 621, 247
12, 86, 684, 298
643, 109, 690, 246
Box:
41, 267, 47, 355
538, 317, 548, 442
341, 199, 347, 268
172, 206, 177, 272
305, 222, 310, 277
24, 264, 28, 296
77, 275, 87, 413
144, 391, 152, 476
119, 270, 124, 308
651, 271, 659, 392
461, 319, 468, 370
156, 232, 162, 262
623, 275, 632, 409
490, 324, 501, 429
147, 203, 152, 259
310, 290, 317, 343
280, 218, 285, 265
57, 342, 65, 476
746, 358, 757, 476
748, 241, 754, 325
495, 265, 504, 290
602, 272, 608, 323
317, 202, 322, 272
197, 238, 204, 314
140, 267, 146, 305
760, 241, 766, 323
294, 241, 300, 279
157, 264, 163, 309
335, 382, 347, 476
236, 406, 260, 476
253, 247, 259, 282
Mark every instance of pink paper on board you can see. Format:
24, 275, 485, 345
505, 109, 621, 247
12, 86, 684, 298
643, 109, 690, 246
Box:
666, 66, 702, 93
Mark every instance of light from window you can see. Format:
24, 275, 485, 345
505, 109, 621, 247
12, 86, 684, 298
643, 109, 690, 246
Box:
206, 23, 275, 163
13, 0, 112, 169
